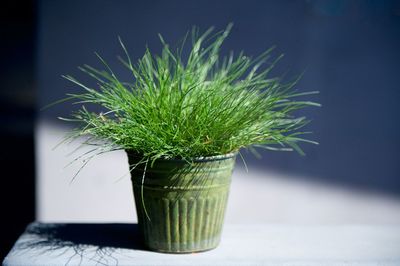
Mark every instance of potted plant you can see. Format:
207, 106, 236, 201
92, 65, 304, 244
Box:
56, 24, 319, 253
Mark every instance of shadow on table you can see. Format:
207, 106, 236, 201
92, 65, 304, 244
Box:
19, 223, 146, 251
9, 223, 147, 265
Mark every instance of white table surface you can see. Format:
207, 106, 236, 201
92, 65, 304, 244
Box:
3, 222, 400, 266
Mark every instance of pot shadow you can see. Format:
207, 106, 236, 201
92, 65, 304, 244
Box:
15, 223, 146, 265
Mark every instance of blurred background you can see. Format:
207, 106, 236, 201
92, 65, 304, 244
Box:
1, 0, 400, 259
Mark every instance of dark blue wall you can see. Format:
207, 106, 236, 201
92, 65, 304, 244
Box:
1, 0, 36, 258
38, 0, 400, 194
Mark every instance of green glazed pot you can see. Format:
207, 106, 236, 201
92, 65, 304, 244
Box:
127, 151, 237, 253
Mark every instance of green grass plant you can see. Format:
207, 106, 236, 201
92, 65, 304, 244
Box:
57, 24, 319, 166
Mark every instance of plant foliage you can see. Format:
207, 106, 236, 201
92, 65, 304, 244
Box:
57, 24, 319, 165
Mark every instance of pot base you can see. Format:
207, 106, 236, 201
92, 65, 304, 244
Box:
147, 245, 218, 254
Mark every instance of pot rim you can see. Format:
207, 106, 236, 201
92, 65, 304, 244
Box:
126, 150, 238, 162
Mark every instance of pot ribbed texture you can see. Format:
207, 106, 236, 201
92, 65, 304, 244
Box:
128, 152, 236, 253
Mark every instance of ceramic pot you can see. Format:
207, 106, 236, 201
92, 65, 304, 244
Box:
127, 151, 236, 253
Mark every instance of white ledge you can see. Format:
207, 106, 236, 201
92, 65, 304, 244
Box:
4, 223, 400, 266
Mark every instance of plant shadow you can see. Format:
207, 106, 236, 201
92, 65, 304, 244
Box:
23, 223, 146, 250
13, 223, 147, 265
